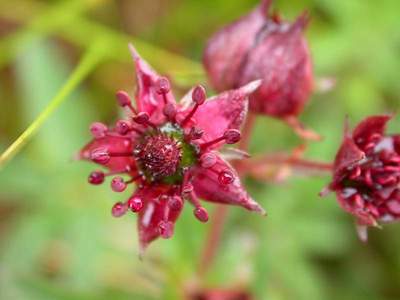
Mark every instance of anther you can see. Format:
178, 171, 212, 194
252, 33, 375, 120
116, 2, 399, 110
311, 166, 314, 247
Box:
156, 77, 171, 97
192, 85, 206, 105
116, 91, 137, 114
133, 112, 149, 124
180, 85, 207, 127
182, 183, 194, 195
218, 170, 235, 185
111, 202, 128, 217
200, 129, 241, 150
169, 196, 183, 211
88, 171, 105, 185
163, 102, 177, 121
133, 112, 158, 130
194, 207, 209, 222
223, 129, 241, 144
127, 196, 144, 212
115, 120, 131, 135
111, 176, 127, 192
186, 190, 209, 223
90, 122, 108, 139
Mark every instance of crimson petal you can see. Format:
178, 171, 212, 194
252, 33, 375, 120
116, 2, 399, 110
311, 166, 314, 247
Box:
80, 136, 137, 175
137, 185, 183, 252
129, 44, 176, 116
192, 81, 261, 148
192, 154, 265, 214
352, 115, 391, 150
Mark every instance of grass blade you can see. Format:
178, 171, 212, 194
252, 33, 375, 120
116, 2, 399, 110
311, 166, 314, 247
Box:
0, 39, 107, 169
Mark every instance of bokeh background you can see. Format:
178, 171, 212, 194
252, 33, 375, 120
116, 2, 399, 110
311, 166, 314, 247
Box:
1, 0, 400, 299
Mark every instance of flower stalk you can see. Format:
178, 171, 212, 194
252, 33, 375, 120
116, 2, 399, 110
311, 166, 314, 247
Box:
0, 39, 107, 169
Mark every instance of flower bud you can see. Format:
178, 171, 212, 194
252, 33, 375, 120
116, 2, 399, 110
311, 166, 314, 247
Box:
203, 0, 313, 119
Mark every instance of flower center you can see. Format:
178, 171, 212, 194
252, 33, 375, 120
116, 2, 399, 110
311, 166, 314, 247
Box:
133, 123, 198, 183
134, 133, 182, 179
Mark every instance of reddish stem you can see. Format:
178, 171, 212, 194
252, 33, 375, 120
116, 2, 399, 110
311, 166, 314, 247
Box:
197, 113, 256, 277
244, 153, 333, 175
197, 204, 229, 276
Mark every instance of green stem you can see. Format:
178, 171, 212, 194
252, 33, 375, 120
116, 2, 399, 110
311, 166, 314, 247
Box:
0, 39, 107, 169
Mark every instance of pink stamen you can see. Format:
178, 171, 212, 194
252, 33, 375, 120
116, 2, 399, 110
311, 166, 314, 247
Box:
192, 85, 206, 105
223, 129, 241, 144
115, 120, 131, 135
169, 196, 183, 211
200, 129, 242, 150
116, 91, 137, 114
127, 196, 143, 212
180, 85, 207, 127
163, 102, 177, 121
181, 171, 193, 196
186, 190, 209, 222
194, 206, 209, 223
111, 176, 127, 192
133, 112, 158, 130
90, 122, 108, 139
200, 136, 225, 150
155, 77, 171, 102
111, 202, 128, 217
88, 171, 105, 185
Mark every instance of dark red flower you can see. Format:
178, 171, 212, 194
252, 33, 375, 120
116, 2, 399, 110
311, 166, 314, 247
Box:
79, 44, 265, 252
203, 0, 315, 138
325, 115, 400, 241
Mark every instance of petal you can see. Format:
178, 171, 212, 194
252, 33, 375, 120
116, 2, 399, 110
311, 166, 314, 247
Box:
203, 1, 270, 91
137, 185, 183, 252
332, 136, 365, 186
129, 44, 176, 116
393, 135, 400, 154
192, 153, 265, 214
335, 192, 376, 227
79, 135, 137, 174
192, 80, 261, 145
352, 115, 391, 149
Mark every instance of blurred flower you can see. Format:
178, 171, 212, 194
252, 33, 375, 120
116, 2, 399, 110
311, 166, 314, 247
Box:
324, 115, 400, 241
203, 0, 316, 139
79, 44, 265, 252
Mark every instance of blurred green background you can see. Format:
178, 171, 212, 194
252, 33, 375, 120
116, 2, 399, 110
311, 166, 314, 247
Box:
0, 0, 399, 299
